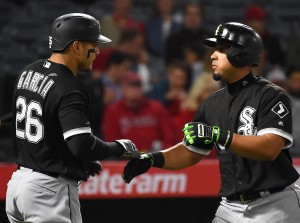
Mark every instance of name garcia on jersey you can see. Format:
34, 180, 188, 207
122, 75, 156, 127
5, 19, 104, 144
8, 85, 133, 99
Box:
17, 70, 55, 98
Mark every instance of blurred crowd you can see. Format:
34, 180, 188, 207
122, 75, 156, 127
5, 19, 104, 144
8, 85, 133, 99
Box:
1, 0, 300, 160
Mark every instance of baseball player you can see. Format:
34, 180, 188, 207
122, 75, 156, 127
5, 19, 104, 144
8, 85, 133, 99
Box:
6, 13, 140, 223
122, 22, 300, 222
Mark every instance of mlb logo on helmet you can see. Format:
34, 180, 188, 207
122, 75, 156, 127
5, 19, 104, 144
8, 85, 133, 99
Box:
49, 36, 53, 49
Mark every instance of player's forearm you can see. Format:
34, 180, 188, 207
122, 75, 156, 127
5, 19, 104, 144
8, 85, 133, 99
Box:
160, 143, 204, 170
67, 133, 124, 161
229, 133, 285, 160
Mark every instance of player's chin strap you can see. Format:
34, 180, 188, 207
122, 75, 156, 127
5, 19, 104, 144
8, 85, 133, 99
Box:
87, 49, 96, 59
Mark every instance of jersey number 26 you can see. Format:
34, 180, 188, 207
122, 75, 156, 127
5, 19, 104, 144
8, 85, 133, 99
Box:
16, 96, 44, 143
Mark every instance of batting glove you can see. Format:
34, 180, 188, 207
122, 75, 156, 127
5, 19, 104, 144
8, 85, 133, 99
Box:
182, 122, 233, 151
122, 152, 164, 184
81, 160, 102, 182
85, 161, 102, 177
115, 139, 141, 159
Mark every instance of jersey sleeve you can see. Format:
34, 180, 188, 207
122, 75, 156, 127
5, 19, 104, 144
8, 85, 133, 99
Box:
58, 91, 92, 140
257, 87, 293, 148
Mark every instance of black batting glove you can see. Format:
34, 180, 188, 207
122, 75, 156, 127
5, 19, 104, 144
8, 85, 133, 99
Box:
84, 161, 102, 181
114, 139, 141, 159
86, 161, 102, 177
122, 152, 165, 184
182, 122, 233, 151
123, 153, 153, 184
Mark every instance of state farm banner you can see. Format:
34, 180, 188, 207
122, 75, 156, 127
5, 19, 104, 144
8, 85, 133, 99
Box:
78, 158, 300, 199
1, 159, 300, 200
78, 159, 221, 199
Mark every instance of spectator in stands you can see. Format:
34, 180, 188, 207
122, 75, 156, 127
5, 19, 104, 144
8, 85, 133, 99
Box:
165, 1, 209, 65
183, 41, 206, 83
102, 72, 175, 152
100, 0, 145, 47
172, 73, 220, 145
101, 51, 133, 106
244, 4, 286, 77
287, 67, 300, 99
92, 28, 151, 92
146, 60, 191, 117
86, 51, 133, 137
146, 0, 181, 57
286, 67, 300, 157
286, 30, 300, 68
85, 76, 105, 138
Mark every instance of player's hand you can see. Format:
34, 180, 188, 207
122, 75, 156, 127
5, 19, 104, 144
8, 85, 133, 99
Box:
114, 139, 141, 159
82, 161, 102, 181
122, 153, 153, 184
86, 161, 102, 177
182, 122, 233, 150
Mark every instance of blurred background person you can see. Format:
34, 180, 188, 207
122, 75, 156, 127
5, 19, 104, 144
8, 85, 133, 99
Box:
92, 28, 151, 93
102, 72, 175, 152
146, 60, 191, 118
145, 0, 181, 58
286, 29, 300, 68
183, 41, 207, 83
101, 51, 133, 106
286, 67, 300, 157
145, 0, 181, 83
244, 4, 286, 79
165, 1, 209, 65
287, 67, 300, 99
85, 74, 105, 138
85, 51, 133, 137
100, 0, 145, 47
172, 73, 220, 145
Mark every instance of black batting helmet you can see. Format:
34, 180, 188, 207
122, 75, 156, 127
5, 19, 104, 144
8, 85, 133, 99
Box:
203, 22, 263, 68
49, 13, 111, 52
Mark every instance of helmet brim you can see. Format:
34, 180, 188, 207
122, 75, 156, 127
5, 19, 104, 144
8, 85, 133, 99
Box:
203, 37, 238, 48
97, 34, 112, 43
203, 38, 217, 47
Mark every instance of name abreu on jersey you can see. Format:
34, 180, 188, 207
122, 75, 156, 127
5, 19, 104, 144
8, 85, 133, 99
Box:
16, 70, 55, 98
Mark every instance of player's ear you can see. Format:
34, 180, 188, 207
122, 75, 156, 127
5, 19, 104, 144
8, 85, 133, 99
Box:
71, 41, 81, 56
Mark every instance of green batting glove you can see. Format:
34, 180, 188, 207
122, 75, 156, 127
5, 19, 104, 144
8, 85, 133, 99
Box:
182, 122, 233, 151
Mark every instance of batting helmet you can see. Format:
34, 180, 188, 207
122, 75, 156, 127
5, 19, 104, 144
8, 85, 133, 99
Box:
49, 13, 111, 52
203, 22, 263, 68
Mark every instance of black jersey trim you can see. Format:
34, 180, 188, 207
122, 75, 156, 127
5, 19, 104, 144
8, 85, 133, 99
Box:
257, 128, 293, 148
63, 127, 92, 140
182, 140, 211, 155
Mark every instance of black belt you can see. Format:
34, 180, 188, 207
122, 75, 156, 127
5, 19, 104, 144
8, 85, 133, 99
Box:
17, 165, 59, 178
226, 187, 286, 204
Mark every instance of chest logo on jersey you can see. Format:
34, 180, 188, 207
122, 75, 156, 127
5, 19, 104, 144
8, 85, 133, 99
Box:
237, 106, 257, 136
271, 101, 289, 119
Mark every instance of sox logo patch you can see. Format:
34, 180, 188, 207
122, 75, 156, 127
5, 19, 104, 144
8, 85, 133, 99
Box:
238, 106, 257, 136
271, 101, 289, 119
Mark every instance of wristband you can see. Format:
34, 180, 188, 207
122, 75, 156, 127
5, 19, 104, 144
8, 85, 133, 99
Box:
219, 130, 233, 149
151, 152, 165, 168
